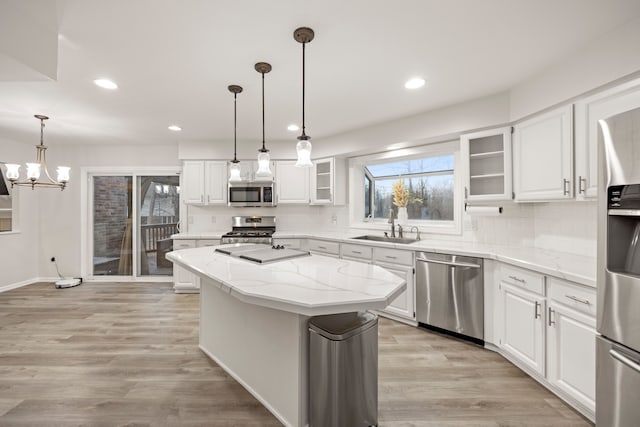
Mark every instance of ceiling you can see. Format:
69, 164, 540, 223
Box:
1, 0, 639, 148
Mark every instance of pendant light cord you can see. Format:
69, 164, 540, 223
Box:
233, 92, 238, 162
301, 41, 307, 139
261, 71, 266, 150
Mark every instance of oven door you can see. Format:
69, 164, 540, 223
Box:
596, 335, 640, 426
228, 186, 262, 206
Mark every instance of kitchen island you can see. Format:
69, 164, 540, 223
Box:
166, 244, 406, 427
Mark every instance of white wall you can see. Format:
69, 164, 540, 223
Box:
510, 17, 640, 121
0, 138, 42, 289
37, 143, 180, 279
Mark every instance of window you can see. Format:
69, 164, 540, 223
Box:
0, 164, 14, 232
364, 154, 455, 222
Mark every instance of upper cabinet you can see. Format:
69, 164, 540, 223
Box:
182, 160, 227, 205
514, 105, 574, 202
461, 127, 513, 201
310, 157, 346, 205
575, 78, 640, 200
275, 160, 310, 204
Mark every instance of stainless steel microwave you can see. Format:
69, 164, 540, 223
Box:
228, 182, 276, 207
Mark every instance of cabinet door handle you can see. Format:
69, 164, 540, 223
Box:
200, 195, 204, 203
534, 301, 541, 319
578, 176, 586, 194
207, 195, 210, 203
317, 245, 327, 250
548, 307, 555, 326
565, 294, 591, 305
508, 275, 526, 284
464, 186, 468, 199
563, 178, 570, 196
352, 250, 362, 255
385, 255, 398, 260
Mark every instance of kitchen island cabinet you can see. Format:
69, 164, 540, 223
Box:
166, 245, 405, 427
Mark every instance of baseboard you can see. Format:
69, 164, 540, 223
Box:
0, 277, 54, 293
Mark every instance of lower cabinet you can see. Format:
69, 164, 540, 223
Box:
375, 262, 415, 321
495, 263, 596, 421
172, 239, 200, 293
500, 282, 545, 375
547, 278, 597, 415
373, 247, 415, 324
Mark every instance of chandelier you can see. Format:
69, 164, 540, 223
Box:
5, 115, 70, 190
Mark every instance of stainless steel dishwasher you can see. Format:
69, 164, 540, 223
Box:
415, 252, 484, 344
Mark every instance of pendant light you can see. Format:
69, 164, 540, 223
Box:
293, 27, 314, 168
5, 115, 70, 190
254, 62, 273, 179
228, 85, 243, 182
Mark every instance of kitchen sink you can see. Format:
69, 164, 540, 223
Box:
352, 235, 418, 244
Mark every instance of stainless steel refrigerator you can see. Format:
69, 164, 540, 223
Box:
597, 106, 640, 426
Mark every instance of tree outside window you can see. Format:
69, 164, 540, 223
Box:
364, 155, 454, 222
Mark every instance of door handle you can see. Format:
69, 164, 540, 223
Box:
534, 301, 541, 319
416, 258, 481, 269
610, 348, 640, 373
578, 176, 586, 194
548, 307, 555, 326
563, 178, 570, 196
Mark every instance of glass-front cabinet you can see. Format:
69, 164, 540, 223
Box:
461, 127, 513, 201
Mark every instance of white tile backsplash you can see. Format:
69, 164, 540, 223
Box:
184, 199, 597, 258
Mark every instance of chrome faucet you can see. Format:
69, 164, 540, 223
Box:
387, 208, 396, 238
410, 226, 421, 240
397, 224, 404, 238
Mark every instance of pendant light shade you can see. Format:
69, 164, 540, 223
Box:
254, 62, 273, 179
228, 85, 243, 182
294, 27, 314, 168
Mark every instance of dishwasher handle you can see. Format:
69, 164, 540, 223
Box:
416, 257, 481, 269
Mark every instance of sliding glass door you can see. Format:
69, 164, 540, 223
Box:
137, 175, 180, 276
89, 171, 180, 279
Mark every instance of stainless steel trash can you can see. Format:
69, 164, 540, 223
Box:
308, 311, 378, 427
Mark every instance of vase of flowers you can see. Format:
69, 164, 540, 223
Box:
392, 179, 409, 227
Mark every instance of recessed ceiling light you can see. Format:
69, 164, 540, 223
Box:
404, 77, 425, 90
94, 79, 118, 90
168, 125, 182, 132
287, 124, 300, 132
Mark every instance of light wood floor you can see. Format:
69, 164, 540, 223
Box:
0, 282, 592, 426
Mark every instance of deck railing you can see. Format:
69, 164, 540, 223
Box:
141, 222, 178, 252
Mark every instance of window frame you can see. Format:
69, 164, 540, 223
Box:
348, 140, 462, 235
0, 163, 18, 234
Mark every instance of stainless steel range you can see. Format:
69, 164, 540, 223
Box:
220, 216, 276, 244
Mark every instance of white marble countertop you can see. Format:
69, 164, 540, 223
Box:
171, 230, 597, 288
166, 244, 407, 316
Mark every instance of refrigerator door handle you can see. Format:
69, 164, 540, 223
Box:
610, 348, 640, 373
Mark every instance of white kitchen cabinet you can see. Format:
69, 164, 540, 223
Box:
514, 105, 573, 201
575, 78, 640, 200
377, 262, 415, 322
182, 161, 227, 205
373, 247, 415, 323
310, 157, 346, 205
275, 160, 309, 204
172, 239, 200, 293
461, 127, 513, 201
272, 238, 304, 250
196, 239, 220, 248
499, 281, 546, 375
307, 239, 340, 257
547, 277, 596, 416
340, 243, 372, 262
